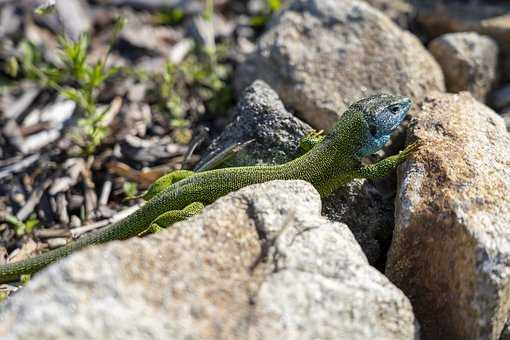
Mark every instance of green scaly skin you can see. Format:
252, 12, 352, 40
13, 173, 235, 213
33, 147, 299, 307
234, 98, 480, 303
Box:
0, 94, 418, 283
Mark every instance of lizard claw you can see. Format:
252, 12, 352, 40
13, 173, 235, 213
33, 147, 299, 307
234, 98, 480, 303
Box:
399, 141, 422, 158
304, 129, 324, 139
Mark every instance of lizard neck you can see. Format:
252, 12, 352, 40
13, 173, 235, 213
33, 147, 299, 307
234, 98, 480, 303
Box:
288, 109, 368, 190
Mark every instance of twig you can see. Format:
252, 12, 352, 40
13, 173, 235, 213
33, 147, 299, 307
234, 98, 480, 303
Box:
16, 179, 52, 221
70, 203, 142, 238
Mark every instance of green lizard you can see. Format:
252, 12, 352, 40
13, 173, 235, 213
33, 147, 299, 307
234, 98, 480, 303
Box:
0, 93, 417, 283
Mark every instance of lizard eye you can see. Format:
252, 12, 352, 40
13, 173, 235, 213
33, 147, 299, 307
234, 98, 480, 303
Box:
389, 105, 400, 114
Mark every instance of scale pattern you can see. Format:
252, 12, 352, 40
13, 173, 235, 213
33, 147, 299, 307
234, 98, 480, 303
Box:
0, 94, 413, 283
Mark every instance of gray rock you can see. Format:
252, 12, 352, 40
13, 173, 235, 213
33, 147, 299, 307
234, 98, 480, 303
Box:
386, 92, 510, 340
413, 0, 510, 80
323, 178, 394, 268
362, 0, 416, 28
251, 202, 418, 340
0, 181, 417, 340
429, 32, 499, 102
195, 80, 313, 169
236, 0, 444, 129
491, 84, 510, 111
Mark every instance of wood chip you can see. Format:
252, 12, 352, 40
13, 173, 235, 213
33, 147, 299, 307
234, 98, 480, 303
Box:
47, 237, 68, 249
3, 86, 40, 120
7, 239, 40, 263
15, 179, 52, 221
99, 178, 112, 207
55, 193, 70, 225
34, 228, 71, 239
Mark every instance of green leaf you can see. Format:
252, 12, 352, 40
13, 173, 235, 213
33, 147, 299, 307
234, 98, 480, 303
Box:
61, 87, 84, 105
202, 0, 214, 21
113, 16, 128, 36
123, 181, 138, 198
20, 274, 31, 285
5, 57, 19, 77
34, 1, 56, 15
0, 292, 8, 302
170, 118, 190, 128
267, 0, 282, 11
3, 214, 24, 235
154, 8, 184, 25
25, 216, 40, 234
250, 15, 269, 27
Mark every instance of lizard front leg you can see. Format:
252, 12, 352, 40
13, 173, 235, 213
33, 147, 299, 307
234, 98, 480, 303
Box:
356, 142, 420, 180
140, 202, 205, 235
127, 170, 195, 201
299, 129, 325, 153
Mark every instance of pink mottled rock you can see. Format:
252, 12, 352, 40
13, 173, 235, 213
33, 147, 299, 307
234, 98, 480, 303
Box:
387, 92, 510, 340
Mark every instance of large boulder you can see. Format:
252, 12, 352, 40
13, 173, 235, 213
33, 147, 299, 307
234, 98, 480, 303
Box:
362, 0, 416, 28
386, 92, 510, 340
236, 0, 445, 129
413, 0, 510, 80
0, 181, 418, 340
195, 80, 312, 169
429, 32, 499, 102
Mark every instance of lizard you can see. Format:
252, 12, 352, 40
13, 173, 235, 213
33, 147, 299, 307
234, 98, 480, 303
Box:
0, 93, 418, 283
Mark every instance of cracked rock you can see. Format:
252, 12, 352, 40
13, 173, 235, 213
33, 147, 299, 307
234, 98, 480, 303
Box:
0, 181, 417, 340
386, 92, 510, 340
236, 0, 444, 129
195, 80, 313, 169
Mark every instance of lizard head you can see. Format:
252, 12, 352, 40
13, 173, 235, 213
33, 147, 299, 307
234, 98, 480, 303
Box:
352, 93, 412, 158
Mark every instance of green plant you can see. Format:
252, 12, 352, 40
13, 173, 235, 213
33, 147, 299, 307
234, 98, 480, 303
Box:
122, 181, 138, 198
202, 0, 215, 22
151, 42, 232, 144
154, 8, 185, 26
250, 0, 282, 27
11, 17, 127, 156
0, 291, 8, 302
1, 213, 39, 236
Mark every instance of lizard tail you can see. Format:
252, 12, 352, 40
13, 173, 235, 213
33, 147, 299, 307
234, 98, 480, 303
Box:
0, 202, 155, 283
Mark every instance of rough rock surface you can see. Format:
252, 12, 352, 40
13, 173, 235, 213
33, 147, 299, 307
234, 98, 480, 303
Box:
502, 324, 510, 340
491, 83, 510, 111
386, 92, 510, 340
236, 0, 445, 129
0, 181, 417, 340
322, 178, 394, 268
195, 80, 312, 169
250, 218, 417, 340
413, 0, 510, 79
429, 32, 498, 101
501, 109, 510, 131
362, 0, 415, 28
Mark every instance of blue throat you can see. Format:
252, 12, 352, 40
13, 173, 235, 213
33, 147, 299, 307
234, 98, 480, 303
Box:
356, 134, 390, 159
